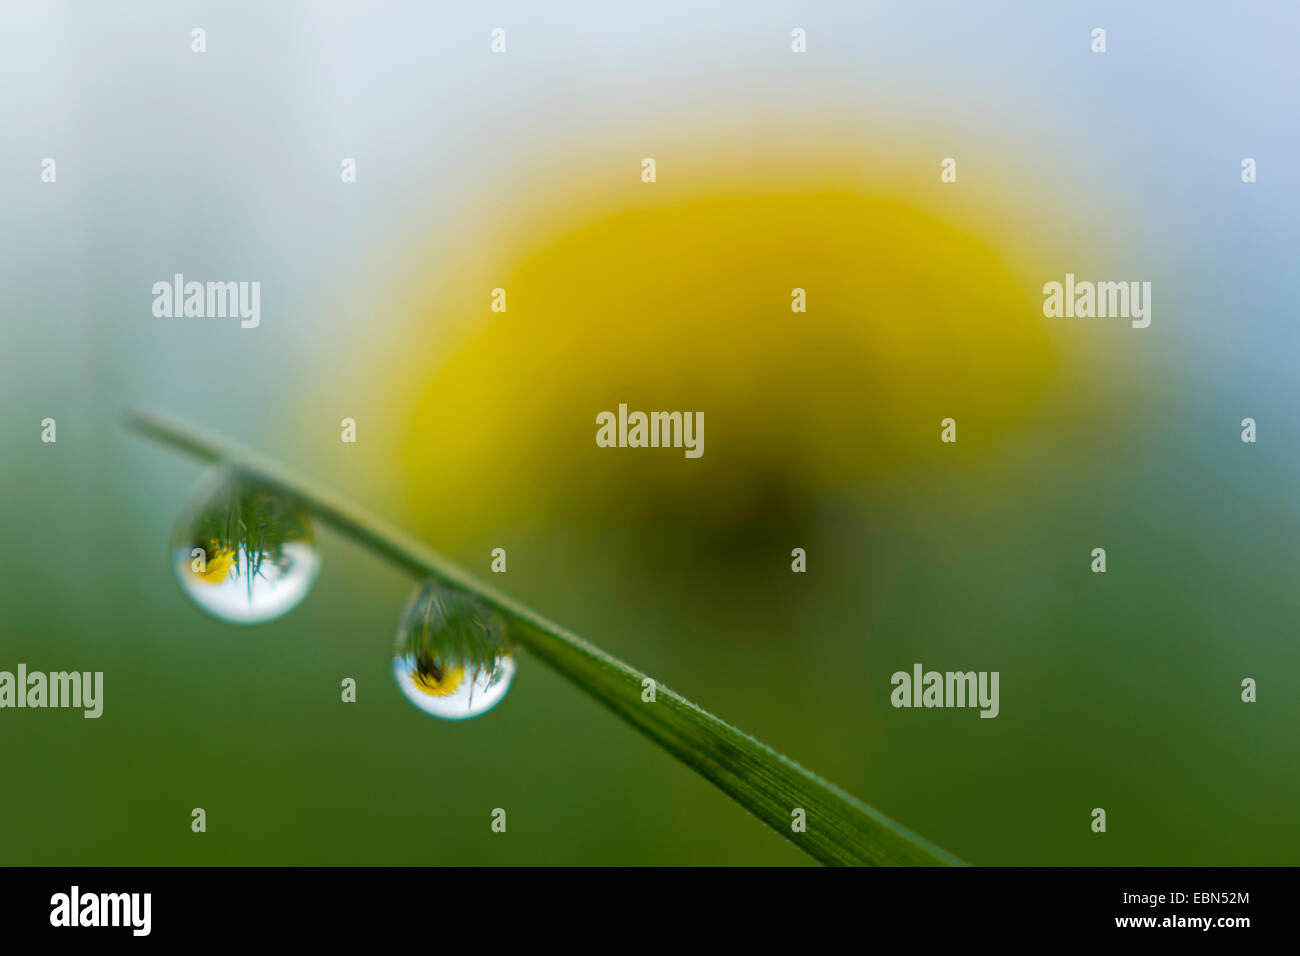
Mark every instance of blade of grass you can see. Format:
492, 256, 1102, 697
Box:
126, 407, 965, 866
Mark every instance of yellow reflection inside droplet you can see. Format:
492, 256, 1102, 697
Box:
410, 661, 465, 698
190, 542, 237, 586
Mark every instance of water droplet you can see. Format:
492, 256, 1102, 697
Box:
393, 582, 515, 720
170, 465, 321, 624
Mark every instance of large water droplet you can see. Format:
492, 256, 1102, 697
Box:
393, 582, 515, 720
170, 465, 321, 624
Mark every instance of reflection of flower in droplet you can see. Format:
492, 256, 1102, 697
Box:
410, 658, 465, 698
391, 582, 515, 719
191, 541, 236, 585
171, 466, 321, 625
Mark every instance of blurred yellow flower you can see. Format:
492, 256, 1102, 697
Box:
397, 184, 1061, 543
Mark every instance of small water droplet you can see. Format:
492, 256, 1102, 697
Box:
393, 581, 515, 720
170, 465, 321, 624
